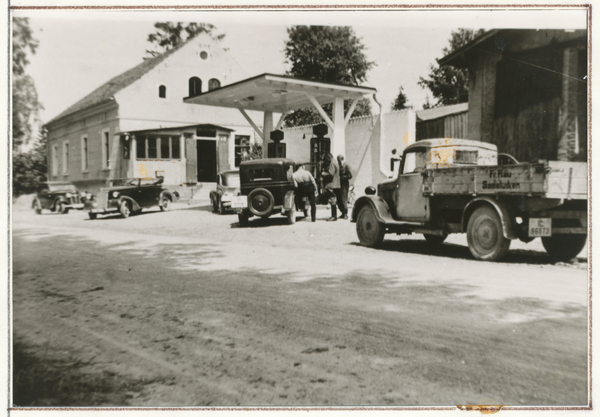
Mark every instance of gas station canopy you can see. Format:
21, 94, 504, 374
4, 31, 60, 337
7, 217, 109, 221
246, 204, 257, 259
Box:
183, 73, 377, 113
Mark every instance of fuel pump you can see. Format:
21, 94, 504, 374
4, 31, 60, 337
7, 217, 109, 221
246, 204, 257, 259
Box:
268, 129, 286, 158
310, 124, 331, 195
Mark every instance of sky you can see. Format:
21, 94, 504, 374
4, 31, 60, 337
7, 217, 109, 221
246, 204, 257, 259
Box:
13, 8, 589, 125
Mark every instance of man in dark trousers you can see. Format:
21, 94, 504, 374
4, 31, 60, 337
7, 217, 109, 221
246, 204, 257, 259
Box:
321, 153, 340, 222
292, 164, 318, 222
337, 154, 352, 220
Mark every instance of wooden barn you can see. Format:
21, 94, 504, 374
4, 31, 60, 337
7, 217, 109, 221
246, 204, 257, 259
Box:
416, 103, 468, 141
439, 29, 587, 163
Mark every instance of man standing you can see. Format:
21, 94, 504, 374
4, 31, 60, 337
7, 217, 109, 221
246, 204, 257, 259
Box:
337, 154, 352, 220
321, 153, 340, 222
292, 164, 318, 222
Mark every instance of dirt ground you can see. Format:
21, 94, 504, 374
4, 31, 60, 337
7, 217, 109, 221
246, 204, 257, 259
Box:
11, 199, 589, 408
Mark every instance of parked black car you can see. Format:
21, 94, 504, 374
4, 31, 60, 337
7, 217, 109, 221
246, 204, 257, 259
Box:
32, 182, 89, 214
85, 177, 179, 219
233, 158, 297, 226
209, 170, 240, 214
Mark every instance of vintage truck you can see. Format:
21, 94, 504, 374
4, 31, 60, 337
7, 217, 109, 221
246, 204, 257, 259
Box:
351, 138, 588, 262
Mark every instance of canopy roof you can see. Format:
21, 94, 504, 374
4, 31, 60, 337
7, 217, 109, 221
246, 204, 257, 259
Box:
183, 73, 377, 113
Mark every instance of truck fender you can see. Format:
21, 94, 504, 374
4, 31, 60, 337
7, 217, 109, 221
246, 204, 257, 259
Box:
52, 196, 68, 210
462, 197, 519, 240
283, 190, 295, 211
118, 196, 141, 212
351, 195, 396, 224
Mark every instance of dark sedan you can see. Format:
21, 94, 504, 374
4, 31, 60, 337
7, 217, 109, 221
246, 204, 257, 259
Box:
85, 177, 179, 219
32, 182, 90, 214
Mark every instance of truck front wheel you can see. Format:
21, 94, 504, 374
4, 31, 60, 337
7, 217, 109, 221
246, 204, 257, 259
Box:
467, 206, 511, 261
542, 234, 587, 262
356, 206, 385, 247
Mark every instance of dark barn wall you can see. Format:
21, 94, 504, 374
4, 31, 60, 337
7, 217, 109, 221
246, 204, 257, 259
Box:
465, 30, 587, 162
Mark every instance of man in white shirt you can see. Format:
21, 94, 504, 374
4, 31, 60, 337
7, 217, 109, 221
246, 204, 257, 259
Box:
292, 164, 318, 222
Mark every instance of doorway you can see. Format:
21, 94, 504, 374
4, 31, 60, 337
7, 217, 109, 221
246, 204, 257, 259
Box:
197, 139, 217, 182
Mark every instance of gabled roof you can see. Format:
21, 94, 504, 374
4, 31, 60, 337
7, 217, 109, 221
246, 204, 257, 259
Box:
46, 35, 195, 125
125, 123, 235, 135
416, 103, 468, 122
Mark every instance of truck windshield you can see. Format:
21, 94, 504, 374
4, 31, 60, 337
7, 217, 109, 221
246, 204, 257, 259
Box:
402, 150, 427, 174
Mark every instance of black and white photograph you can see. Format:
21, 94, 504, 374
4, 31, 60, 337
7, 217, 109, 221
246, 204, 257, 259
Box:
7, 2, 592, 412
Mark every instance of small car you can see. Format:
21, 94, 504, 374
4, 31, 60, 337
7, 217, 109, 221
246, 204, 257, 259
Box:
32, 182, 89, 214
85, 177, 179, 220
209, 170, 240, 214
233, 158, 297, 226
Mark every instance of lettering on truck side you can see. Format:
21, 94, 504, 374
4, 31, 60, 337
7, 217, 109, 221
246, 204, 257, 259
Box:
482, 181, 521, 190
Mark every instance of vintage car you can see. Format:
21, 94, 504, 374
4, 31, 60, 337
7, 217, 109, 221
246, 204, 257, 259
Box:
32, 182, 90, 214
209, 170, 240, 214
84, 177, 179, 220
232, 158, 297, 226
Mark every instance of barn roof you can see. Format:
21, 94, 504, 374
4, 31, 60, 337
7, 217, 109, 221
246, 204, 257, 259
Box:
416, 103, 468, 121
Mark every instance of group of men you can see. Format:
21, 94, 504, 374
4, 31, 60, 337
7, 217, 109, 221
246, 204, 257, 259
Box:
292, 154, 352, 222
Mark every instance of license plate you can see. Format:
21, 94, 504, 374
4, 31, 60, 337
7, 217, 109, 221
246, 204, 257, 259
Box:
529, 218, 552, 237
230, 196, 247, 208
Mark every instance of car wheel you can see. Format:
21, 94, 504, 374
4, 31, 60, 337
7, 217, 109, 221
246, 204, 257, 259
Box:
160, 195, 171, 212
219, 201, 226, 215
248, 188, 275, 217
212, 197, 219, 212
467, 206, 511, 261
287, 206, 296, 225
238, 212, 249, 227
119, 201, 131, 219
88, 212, 97, 220
542, 234, 587, 262
33, 199, 42, 215
56, 202, 68, 215
356, 205, 385, 247
424, 234, 447, 245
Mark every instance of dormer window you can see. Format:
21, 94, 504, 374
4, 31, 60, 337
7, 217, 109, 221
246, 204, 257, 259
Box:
159, 85, 166, 98
208, 78, 221, 91
189, 77, 202, 96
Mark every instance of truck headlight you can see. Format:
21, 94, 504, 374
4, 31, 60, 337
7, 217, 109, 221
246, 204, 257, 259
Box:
66, 192, 72, 198
112, 191, 119, 198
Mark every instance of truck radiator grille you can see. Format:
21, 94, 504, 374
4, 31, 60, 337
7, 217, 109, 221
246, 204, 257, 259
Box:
96, 190, 109, 209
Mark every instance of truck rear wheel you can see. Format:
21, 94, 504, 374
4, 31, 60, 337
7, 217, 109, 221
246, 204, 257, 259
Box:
542, 234, 587, 262
356, 206, 385, 247
467, 206, 511, 261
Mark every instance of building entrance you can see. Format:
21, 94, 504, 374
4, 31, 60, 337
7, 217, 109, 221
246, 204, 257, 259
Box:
197, 139, 217, 182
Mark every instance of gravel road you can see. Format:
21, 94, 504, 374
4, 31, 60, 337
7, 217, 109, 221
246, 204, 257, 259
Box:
11, 202, 589, 407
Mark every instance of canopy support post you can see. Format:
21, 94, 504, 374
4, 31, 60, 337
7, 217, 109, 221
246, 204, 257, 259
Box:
238, 108, 263, 140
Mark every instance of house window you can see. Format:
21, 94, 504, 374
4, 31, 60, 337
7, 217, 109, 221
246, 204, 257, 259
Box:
136, 136, 146, 159
81, 136, 88, 171
147, 137, 157, 159
235, 135, 250, 167
189, 77, 202, 96
52, 144, 58, 176
102, 131, 110, 169
208, 78, 221, 91
159, 85, 166, 98
62, 141, 69, 174
136, 136, 181, 160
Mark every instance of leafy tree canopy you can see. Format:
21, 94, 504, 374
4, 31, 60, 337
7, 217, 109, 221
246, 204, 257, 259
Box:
146, 22, 225, 57
12, 17, 42, 150
391, 86, 410, 111
283, 25, 375, 127
13, 132, 47, 197
418, 28, 485, 108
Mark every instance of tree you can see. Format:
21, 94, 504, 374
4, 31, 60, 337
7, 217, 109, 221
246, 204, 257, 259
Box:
391, 86, 410, 111
418, 28, 485, 108
12, 17, 42, 150
283, 25, 375, 127
146, 22, 225, 57
12, 130, 47, 197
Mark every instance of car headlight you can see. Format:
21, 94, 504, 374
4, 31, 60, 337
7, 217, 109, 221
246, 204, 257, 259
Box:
112, 191, 119, 198
66, 192, 72, 198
